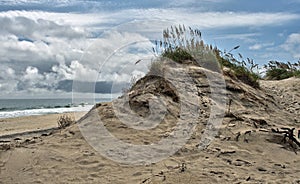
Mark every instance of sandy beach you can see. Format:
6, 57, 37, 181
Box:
0, 112, 87, 140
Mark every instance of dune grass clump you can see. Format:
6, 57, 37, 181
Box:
162, 47, 194, 63
217, 51, 260, 88
151, 24, 261, 88
234, 66, 260, 88
264, 60, 300, 80
152, 24, 217, 66
57, 114, 75, 129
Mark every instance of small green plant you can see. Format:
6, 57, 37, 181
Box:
57, 114, 75, 129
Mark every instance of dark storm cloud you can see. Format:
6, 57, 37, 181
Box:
57, 80, 129, 94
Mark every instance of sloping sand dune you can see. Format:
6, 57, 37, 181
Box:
1, 63, 299, 183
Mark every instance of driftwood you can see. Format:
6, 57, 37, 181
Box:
271, 127, 300, 154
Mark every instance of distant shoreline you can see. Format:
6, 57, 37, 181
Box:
0, 98, 111, 119
0, 105, 94, 119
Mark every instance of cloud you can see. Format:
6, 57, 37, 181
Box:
117, 10, 299, 29
0, 0, 73, 5
17, 66, 53, 91
0, 25, 152, 97
249, 42, 275, 50
0, 67, 16, 80
74, 30, 152, 83
0, 66, 18, 94
0, 10, 110, 28
1, 10, 299, 31
164, 0, 230, 7
24, 66, 43, 80
0, 0, 228, 12
0, 8, 299, 98
0, 14, 86, 39
282, 33, 300, 58
214, 33, 260, 43
51, 60, 99, 81
0, 12, 89, 75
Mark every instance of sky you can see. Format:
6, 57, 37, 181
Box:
0, 0, 300, 99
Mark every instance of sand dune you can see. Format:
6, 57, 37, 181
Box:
0, 62, 299, 183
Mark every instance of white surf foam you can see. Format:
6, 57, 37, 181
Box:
0, 105, 94, 119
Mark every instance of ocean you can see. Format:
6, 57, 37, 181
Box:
0, 98, 111, 119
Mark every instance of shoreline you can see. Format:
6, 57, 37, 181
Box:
0, 105, 94, 119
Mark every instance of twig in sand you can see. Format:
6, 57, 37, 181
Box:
227, 99, 232, 114
271, 127, 300, 154
235, 132, 241, 141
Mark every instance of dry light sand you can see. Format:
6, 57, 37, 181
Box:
0, 112, 86, 138
0, 63, 300, 184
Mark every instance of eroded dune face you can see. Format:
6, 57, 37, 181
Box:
1, 62, 300, 184
261, 77, 300, 116
260, 78, 300, 143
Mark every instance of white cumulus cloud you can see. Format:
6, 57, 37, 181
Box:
282, 33, 300, 58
